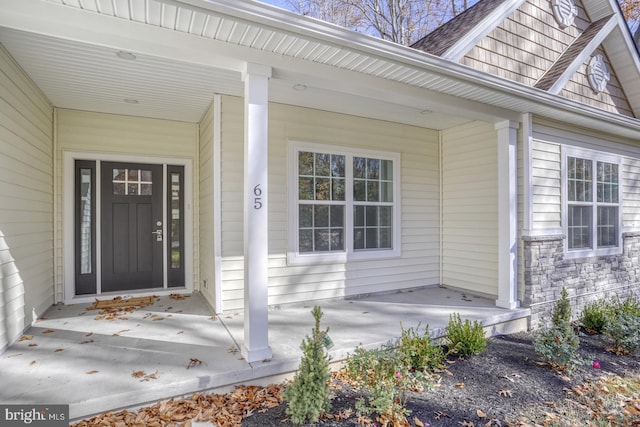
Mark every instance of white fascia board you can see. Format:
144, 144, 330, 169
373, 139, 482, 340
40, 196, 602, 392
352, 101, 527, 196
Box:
442, 0, 526, 62
547, 15, 618, 95
169, 0, 640, 135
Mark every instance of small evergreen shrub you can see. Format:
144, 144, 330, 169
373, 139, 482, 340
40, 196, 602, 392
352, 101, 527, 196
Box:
580, 300, 609, 334
284, 306, 331, 424
444, 313, 487, 357
534, 287, 581, 372
552, 287, 572, 326
603, 313, 640, 354
533, 323, 581, 372
397, 322, 444, 372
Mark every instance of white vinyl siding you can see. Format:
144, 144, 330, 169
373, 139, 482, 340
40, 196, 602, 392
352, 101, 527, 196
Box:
199, 100, 215, 308
0, 45, 54, 350
441, 121, 498, 297
55, 109, 199, 298
623, 158, 640, 229
531, 140, 562, 231
219, 96, 439, 310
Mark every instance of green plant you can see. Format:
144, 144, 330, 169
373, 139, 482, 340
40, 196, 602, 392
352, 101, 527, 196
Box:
534, 287, 580, 372
343, 344, 432, 427
284, 306, 332, 424
397, 322, 444, 372
603, 313, 640, 354
533, 323, 581, 372
580, 300, 609, 333
552, 287, 572, 327
612, 295, 640, 317
444, 313, 487, 357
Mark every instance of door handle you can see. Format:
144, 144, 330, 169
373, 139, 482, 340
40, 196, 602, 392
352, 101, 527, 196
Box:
152, 229, 163, 241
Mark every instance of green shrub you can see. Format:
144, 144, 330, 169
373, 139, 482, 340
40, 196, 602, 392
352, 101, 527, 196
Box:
603, 313, 640, 354
534, 287, 580, 372
580, 300, 609, 333
552, 287, 572, 327
533, 323, 581, 372
284, 306, 331, 424
397, 322, 444, 372
444, 313, 487, 357
343, 343, 432, 427
613, 296, 640, 317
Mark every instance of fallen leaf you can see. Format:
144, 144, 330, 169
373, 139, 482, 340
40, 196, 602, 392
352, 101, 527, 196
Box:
80, 339, 94, 344
455, 382, 465, 388
54, 348, 64, 352
434, 411, 450, 420
28, 343, 38, 347
132, 371, 146, 378
86, 370, 98, 374
414, 416, 425, 426
142, 370, 158, 381
42, 329, 55, 334
187, 358, 202, 369
497, 389, 513, 397
228, 346, 239, 354
177, 330, 184, 334
29, 360, 36, 366
459, 421, 474, 427
19, 335, 33, 342
476, 409, 487, 418
85, 332, 93, 337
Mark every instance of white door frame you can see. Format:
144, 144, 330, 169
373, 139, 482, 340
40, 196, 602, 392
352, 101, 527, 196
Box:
63, 151, 193, 304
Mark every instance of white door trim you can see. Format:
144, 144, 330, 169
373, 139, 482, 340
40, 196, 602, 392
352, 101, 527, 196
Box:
63, 151, 193, 304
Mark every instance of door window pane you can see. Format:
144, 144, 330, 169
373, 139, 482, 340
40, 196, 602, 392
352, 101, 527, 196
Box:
113, 168, 153, 195
79, 168, 92, 274
171, 172, 181, 268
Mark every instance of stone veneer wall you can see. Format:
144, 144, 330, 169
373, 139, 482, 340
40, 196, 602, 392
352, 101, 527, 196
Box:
523, 232, 640, 328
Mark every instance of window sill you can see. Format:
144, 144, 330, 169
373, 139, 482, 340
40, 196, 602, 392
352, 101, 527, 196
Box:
287, 248, 401, 265
564, 247, 622, 260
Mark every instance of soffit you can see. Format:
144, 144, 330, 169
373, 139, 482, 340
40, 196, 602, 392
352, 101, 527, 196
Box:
1, 0, 639, 138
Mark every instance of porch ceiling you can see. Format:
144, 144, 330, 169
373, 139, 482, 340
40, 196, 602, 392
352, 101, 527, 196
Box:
1, 0, 640, 137
0, 0, 473, 129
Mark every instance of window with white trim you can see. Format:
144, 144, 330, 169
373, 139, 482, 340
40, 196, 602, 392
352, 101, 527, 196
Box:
564, 148, 621, 257
290, 142, 400, 264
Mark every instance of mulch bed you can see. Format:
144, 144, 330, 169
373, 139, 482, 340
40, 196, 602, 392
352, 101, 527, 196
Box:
72, 331, 640, 427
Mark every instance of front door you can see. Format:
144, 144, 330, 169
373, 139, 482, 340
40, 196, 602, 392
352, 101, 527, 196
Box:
101, 162, 164, 292
73, 158, 186, 297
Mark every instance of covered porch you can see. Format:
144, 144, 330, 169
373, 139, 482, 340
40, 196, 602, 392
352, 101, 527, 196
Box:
0, 286, 529, 421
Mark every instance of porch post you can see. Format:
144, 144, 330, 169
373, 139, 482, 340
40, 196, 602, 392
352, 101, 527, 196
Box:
495, 120, 519, 309
241, 62, 272, 363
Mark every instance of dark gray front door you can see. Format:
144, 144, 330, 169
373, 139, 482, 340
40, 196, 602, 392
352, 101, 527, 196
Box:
101, 162, 163, 292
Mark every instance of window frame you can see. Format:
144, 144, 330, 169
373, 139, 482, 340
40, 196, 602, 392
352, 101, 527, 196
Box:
288, 141, 401, 265
562, 146, 622, 259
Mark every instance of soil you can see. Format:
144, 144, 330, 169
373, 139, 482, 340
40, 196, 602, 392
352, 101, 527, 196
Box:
242, 331, 640, 427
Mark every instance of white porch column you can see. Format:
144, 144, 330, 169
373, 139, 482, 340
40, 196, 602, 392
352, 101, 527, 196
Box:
241, 63, 272, 363
496, 120, 520, 309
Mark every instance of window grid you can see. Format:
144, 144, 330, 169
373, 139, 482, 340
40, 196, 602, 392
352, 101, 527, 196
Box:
112, 168, 153, 196
298, 152, 346, 253
294, 146, 398, 258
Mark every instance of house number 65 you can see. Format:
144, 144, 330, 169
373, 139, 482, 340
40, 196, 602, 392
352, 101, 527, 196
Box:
253, 184, 263, 210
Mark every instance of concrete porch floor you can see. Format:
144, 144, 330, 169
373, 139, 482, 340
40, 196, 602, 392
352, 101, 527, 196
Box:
0, 286, 530, 422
